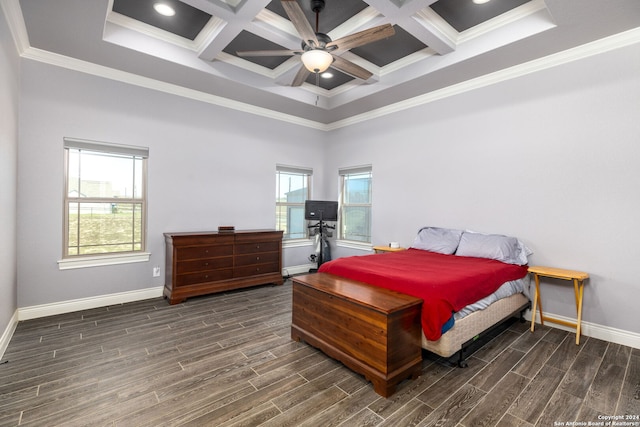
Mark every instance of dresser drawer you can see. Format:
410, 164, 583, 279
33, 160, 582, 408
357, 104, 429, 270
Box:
234, 262, 279, 278
234, 251, 279, 267
234, 241, 280, 255
176, 244, 233, 261
176, 257, 233, 274
176, 269, 233, 287
171, 234, 235, 246
164, 230, 283, 304
234, 231, 281, 243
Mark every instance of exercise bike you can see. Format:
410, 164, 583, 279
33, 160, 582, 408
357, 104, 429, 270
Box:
308, 220, 335, 273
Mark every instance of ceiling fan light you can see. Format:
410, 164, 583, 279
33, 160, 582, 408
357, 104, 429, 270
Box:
472, 0, 491, 4
301, 50, 333, 73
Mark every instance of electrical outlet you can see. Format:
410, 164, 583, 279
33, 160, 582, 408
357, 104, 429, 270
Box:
153, 266, 161, 277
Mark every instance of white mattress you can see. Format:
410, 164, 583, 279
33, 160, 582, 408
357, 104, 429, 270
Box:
421, 292, 529, 358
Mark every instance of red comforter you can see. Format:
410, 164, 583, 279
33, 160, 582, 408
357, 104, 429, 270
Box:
318, 249, 528, 341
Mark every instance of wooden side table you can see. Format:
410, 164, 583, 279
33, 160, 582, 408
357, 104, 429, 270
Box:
528, 265, 589, 345
373, 245, 406, 254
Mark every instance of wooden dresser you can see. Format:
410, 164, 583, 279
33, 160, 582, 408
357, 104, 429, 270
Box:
164, 230, 283, 304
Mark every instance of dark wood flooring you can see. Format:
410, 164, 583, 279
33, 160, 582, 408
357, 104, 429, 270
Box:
1, 281, 638, 426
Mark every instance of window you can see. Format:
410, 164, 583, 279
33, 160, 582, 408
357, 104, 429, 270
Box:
63, 138, 148, 259
339, 166, 372, 243
276, 165, 311, 240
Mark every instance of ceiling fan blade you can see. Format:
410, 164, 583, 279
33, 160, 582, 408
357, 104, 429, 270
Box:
291, 63, 311, 87
327, 24, 395, 52
281, 0, 319, 47
330, 55, 373, 81
236, 50, 300, 57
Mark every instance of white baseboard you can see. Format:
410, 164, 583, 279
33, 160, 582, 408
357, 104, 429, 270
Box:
7, 280, 638, 356
18, 286, 164, 321
16, 267, 312, 322
525, 311, 640, 349
282, 264, 316, 277
0, 310, 19, 360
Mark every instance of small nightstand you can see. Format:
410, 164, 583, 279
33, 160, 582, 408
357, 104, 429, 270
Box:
528, 265, 589, 345
373, 246, 406, 254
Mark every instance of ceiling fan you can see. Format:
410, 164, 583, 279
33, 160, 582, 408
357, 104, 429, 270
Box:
236, 0, 395, 87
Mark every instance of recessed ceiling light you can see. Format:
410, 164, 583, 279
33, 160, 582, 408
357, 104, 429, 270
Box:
321, 72, 333, 79
153, 3, 175, 17
473, 0, 491, 4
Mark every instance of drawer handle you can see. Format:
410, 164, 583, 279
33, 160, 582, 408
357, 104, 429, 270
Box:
256, 245, 260, 249
204, 262, 209, 266
204, 275, 209, 279
205, 250, 209, 254
256, 256, 260, 261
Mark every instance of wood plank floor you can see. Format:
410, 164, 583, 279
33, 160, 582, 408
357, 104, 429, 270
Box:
1, 280, 638, 426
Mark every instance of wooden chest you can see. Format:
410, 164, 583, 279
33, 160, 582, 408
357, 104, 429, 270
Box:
164, 230, 283, 304
291, 273, 423, 397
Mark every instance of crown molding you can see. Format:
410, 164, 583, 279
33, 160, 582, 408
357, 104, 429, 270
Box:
20, 47, 327, 130
380, 47, 435, 75
414, 8, 458, 48
217, 50, 281, 79
458, 0, 548, 44
327, 26, 640, 131
106, 11, 225, 53
0, 0, 29, 54
4, 0, 640, 132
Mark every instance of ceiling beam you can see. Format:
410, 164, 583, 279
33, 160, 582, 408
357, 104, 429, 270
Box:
364, 0, 456, 54
181, 0, 274, 61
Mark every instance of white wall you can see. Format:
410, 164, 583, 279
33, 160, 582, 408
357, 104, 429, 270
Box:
17, 60, 325, 307
325, 42, 640, 335
11, 30, 640, 342
0, 6, 19, 349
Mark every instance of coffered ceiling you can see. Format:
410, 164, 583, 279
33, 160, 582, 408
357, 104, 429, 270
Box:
7, 0, 640, 128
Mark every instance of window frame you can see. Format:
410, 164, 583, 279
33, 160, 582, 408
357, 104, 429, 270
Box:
337, 165, 372, 247
58, 138, 150, 270
276, 165, 312, 242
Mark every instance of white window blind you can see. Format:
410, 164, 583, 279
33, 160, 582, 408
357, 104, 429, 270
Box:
63, 138, 148, 258
339, 165, 372, 243
276, 165, 312, 240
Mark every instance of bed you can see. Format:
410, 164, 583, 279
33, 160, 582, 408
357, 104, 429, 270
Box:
290, 227, 532, 396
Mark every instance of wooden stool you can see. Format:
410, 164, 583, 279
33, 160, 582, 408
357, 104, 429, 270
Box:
528, 265, 589, 345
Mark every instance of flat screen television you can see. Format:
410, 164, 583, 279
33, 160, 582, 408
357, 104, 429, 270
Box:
304, 200, 338, 222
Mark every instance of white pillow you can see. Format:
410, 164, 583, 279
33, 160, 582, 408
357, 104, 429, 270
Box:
456, 232, 532, 265
411, 227, 463, 255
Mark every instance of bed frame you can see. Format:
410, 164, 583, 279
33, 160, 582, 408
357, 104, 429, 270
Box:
291, 272, 530, 396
